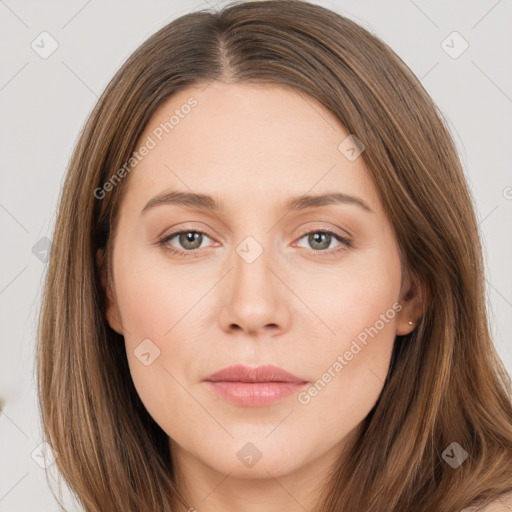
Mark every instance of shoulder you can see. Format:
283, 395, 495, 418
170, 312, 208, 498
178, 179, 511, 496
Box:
462, 491, 512, 511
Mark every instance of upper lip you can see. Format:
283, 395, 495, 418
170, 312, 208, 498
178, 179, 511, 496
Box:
204, 364, 308, 384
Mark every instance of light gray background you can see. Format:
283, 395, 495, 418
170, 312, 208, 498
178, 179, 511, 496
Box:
1, 0, 511, 510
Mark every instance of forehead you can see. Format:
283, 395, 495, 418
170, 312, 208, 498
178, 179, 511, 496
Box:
121, 82, 381, 214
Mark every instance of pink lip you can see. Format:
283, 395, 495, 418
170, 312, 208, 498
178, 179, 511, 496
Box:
203, 364, 308, 407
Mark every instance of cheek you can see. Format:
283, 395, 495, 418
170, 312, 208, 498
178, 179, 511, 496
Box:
114, 244, 205, 340
294, 292, 399, 453
112, 245, 212, 433
295, 249, 401, 416
296, 246, 401, 352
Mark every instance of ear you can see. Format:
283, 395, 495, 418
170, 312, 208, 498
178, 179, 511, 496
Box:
96, 249, 124, 335
395, 271, 427, 336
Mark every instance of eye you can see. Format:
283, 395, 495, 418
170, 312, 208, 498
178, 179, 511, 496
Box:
158, 229, 215, 256
294, 228, 352, 256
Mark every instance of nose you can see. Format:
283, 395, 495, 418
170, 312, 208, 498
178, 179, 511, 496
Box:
217, 244, 292, 337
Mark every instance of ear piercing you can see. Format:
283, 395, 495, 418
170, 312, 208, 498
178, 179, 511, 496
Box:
408, 321, 414, 325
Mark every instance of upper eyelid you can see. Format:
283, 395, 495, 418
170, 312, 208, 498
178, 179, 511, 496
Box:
162, 224, 349, 238
294, 223, 351, 238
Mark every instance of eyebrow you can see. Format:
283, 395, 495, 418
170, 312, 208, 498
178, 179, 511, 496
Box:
140, 190, 373, 216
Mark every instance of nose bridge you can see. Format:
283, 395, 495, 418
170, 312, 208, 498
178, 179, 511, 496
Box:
218, 230, 291, 334
233, 236, 272, 291
231, 232, 276, 299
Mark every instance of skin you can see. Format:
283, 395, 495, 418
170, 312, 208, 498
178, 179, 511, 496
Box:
97, 82, 424, 511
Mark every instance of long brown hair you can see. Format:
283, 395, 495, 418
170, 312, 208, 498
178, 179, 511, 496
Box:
37, 1, 512, 510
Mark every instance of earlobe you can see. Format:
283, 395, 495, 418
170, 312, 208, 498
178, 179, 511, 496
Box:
96, 249, 124, 335
396, 274, 426, 336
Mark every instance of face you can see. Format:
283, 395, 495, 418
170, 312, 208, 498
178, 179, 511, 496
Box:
98, 82, 418, 486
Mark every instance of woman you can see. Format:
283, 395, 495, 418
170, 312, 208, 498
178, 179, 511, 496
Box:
37, 1, 512, 510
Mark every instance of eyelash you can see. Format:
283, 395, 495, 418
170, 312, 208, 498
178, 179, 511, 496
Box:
157, 226, 352, 259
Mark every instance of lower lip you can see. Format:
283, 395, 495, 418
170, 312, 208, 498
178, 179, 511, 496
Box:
204, 381, 307, 406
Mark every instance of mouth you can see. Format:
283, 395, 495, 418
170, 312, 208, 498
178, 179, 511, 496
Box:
203, 364, 309, 407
